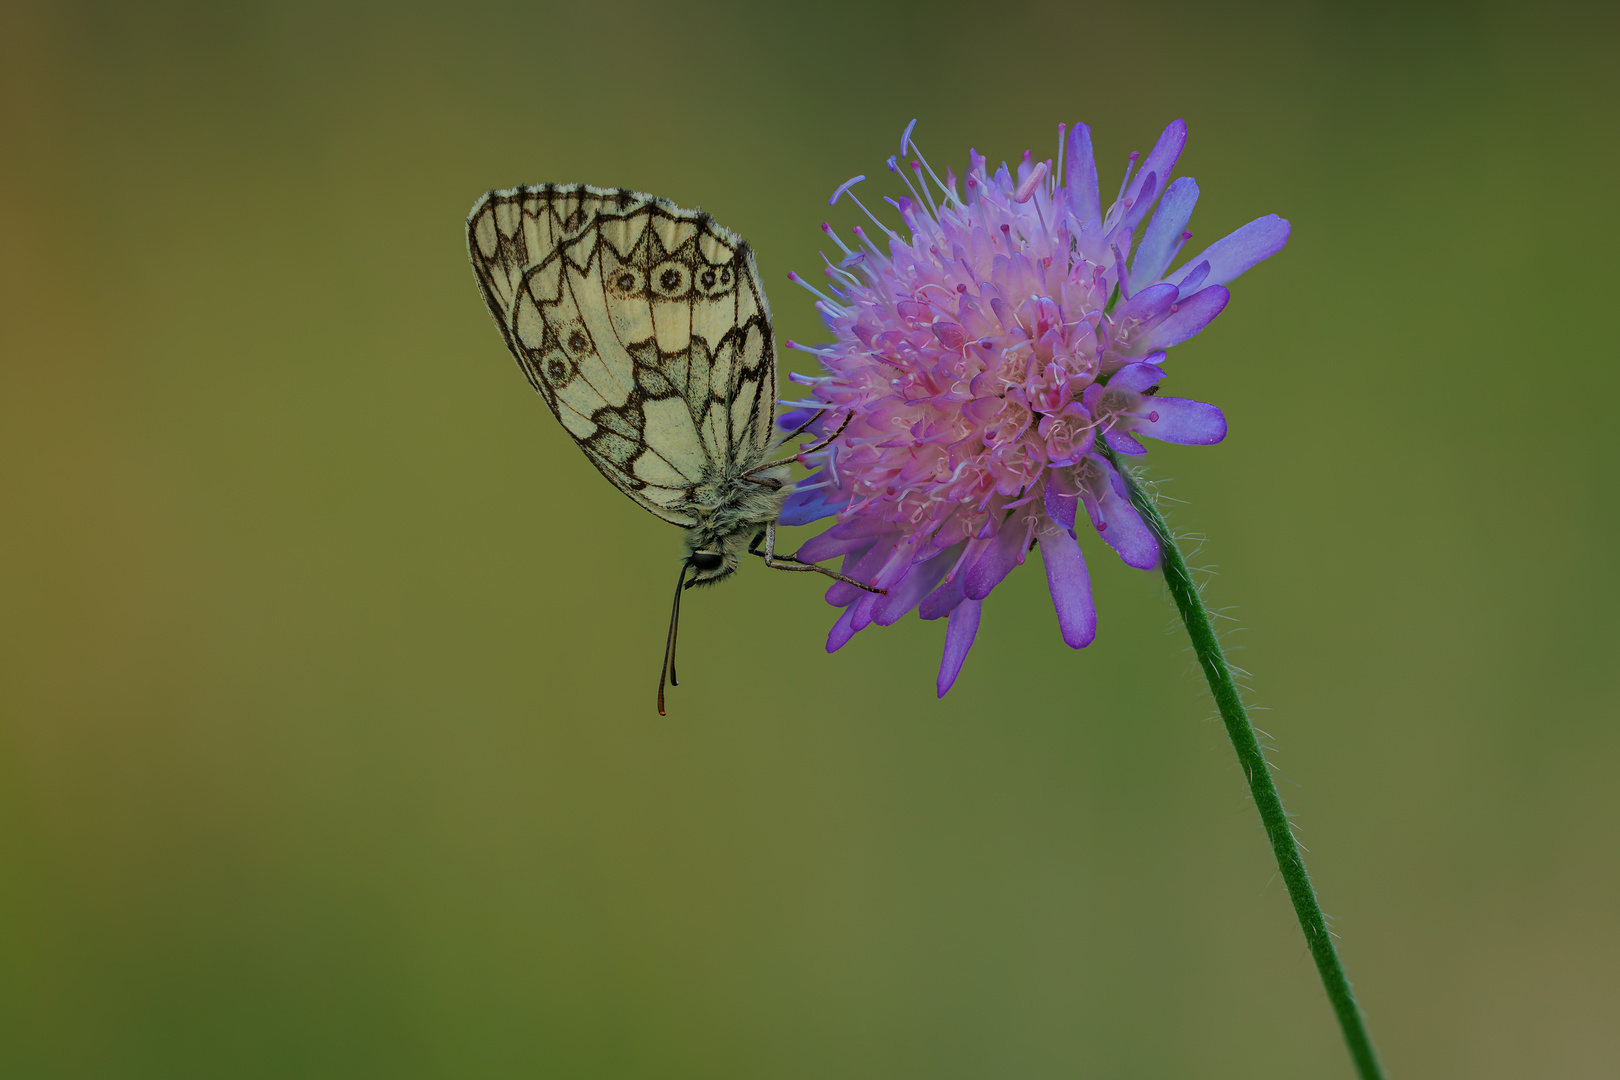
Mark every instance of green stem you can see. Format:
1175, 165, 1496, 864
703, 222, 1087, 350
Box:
1104, 447, 1386, 1080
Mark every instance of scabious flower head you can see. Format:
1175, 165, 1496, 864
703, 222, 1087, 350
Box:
780, 119, 1289, 695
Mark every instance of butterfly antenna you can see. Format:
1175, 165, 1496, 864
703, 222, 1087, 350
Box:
658, 562, 688, 716
776, 407, 827, 446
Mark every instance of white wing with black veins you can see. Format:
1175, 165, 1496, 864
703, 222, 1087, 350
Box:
467, 184, 778, 527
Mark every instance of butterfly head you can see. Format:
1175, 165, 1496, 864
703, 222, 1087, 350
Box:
679, 528, 751, 589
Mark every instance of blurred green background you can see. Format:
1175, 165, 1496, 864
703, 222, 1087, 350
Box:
3, 1, 1616, 1076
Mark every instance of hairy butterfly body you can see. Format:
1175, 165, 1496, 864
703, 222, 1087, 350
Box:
466, 185, 875, 712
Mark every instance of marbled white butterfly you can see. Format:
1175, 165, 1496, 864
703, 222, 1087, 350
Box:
467, 185, 878, 713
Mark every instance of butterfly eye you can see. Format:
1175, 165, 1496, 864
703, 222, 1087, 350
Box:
688, 551, 724, 572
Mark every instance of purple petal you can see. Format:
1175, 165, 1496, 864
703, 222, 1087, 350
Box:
874, 546, 958, 626
1041, 528, 1097, 648
779, 472, 844, 526
1088, 456, 1160, 570
1110, 282, 1177, 327
1077, 484, 1105, 533
992, 160, 1014, 193
1119, 169, 1158, 233
932, 319, 968, 350
1133, 285, 1229, 353
1174, 214, 1290, 296
1130, 176, 1199, 291
963, 518, 1026, 600
1135, 396, 1226, 445
823, 539, 893, 607
1110, 362, 1168, 394
826, 606, 859, 653
1064, 123, 1101, 236
918, 567, 966, 621
847, 589, 885, 633
868, 540, 920, 591
1104, 458, 1134, 502
777, 407, 815, 431
1101, 506, 1158, 569
1175, 259, 1210, 296
1044, 470, 1079, 531
936, 598, 982, 697
796, 523, 882, 563
1080, 380, 1104, 415
1121, 119, 1186, 230
1110, 241, 1134, 301
1103, 427, 1146, 455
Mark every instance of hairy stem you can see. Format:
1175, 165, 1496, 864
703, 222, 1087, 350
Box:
1104, 447, 1386, 1080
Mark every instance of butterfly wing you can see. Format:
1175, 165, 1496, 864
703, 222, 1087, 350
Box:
467, 185, 778, 528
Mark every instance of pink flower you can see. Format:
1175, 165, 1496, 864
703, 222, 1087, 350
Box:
780, 119, 1289, 695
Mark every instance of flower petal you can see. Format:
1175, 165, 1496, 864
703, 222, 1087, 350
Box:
1174, 259, 1209, 295
932, 319, 968, 350
1044, 469, 1080, 531
1173, 214, 1290, 296
1111, 282, 1178, 328
874, 546, 959, 626
823, 538, 894, 607
1088, 455, 1160, 569
1110, 241, 1135, 301
1130, 176, 1199, 291
869, 539, 920, 590
847, 588, 885, 633
918, 568, 966, 621
1040, 527, 1097, 648
1103, 427, 1147, 455
963, 517, 1027, 600
936, 597, 982, 697
1136, 396, 1226, 445
1119, 170, 1158, 234
1121, 119, 1186, 230
779, 471, 844, 526
776, 407, 816, 431
1064, 123, 1101, 237
1132, 285, 1229, 353
1110, 362, 1168, 394
826, 606, 859, 653
796, 522, 883, 563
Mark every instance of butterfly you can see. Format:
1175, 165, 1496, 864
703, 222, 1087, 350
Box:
466, 184, 879, 713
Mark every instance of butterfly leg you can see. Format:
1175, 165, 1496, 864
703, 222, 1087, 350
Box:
754, 523, 885, 594
751, 412, 854, 474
